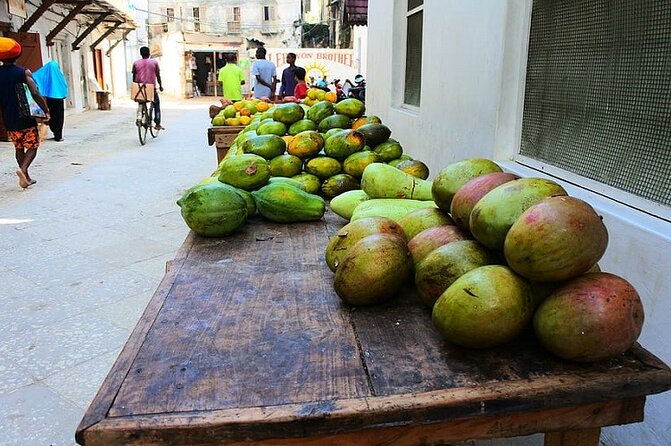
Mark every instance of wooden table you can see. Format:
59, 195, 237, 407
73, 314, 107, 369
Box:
76, 212, 671, 445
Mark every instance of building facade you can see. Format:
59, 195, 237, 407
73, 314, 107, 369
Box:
367, 1, 670, 444
145, 0, 302, 98
0, 0, 136, 122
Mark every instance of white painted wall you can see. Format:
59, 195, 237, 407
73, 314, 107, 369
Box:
367, 1, 671, 445
0, 5, 135, 113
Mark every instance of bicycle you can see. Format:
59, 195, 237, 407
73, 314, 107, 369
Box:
133, 83, 158, 145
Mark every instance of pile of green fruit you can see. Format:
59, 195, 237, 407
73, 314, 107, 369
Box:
218, 98, 430, 198
325, 157, 645, 364
177, 98, 432, 238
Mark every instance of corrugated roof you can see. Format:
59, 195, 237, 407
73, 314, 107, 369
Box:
345, 0, 368, 26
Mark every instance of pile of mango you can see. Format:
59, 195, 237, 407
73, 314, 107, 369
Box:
211, 98, 273, 127
324, 158, 645, 364
303, 87, 338, 106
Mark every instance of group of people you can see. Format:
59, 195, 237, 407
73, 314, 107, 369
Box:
217, 48, 310, 102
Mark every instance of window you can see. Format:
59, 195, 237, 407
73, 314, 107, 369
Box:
166, 8, 175, 22
520, 0, 671, 208
193, 7, 200, 32
404, 0, 423, 106
263, 6, 276, 21
228, 7, 241, 34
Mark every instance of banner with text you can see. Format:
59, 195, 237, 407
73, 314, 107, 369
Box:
265, 48, 359, 86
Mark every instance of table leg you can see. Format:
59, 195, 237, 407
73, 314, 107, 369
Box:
544, 427, 601, 446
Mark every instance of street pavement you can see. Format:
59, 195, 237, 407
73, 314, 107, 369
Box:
0, 95, 216, 445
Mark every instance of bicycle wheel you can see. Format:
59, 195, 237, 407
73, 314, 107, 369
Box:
148, 104, 157, 138
137, 103, 148, 145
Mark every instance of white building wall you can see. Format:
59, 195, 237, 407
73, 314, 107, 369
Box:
367, 1, 671, 445
1, 5, 136, 112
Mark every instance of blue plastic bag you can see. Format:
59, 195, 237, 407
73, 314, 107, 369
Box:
33, 60, 68, 99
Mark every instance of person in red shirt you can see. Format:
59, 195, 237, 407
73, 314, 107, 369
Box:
293, 67, 308, 100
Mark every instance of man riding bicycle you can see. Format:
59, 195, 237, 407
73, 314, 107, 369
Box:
132, 46, 164, 131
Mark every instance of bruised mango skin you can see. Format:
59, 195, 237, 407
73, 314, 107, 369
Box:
334, 234, 413, 306
325, 216, 406, 272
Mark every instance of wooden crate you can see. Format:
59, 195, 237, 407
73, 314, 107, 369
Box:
207, 125, 245, 164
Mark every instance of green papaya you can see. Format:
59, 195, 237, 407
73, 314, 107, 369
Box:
241, 134, 286, 160
177, 182, 248, 237
350, 199, 438, 223
396, 159, 430, 179
287, 130, 324, 159
357, 123, 392, 147
321, 173, 360, 199
343, 151, 383, 178
267, 176, 307, 191
233, 187, 257, 217
288, 119, 318, 135
252, 182, 326, 223
218, 153, 271, 191
361, 163, 433, 200
317, 114, 352, 132
388, 154, 413, 167
272, 103, 305, 125
291, 172, 322, 194
323, 127, 343, 141
306, 101, 335, 123
334, 98, 366, 118
373, 138, 403, 162
304, 156, 342, 179
330, 189, 370, 220
268, 154, 303, 177
256, 120, 288, 136
243, 122, 260, 132
234, 130, 257, 146
324, 129, 366, 160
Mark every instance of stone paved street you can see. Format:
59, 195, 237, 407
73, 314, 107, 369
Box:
0, 96, 215, 445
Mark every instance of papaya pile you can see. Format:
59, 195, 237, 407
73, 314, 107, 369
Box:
325, 157, 645, 364
216, 97, 431, 201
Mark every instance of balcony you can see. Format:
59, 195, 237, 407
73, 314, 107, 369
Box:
260, 23, 279, 34
227, 21, 241, 34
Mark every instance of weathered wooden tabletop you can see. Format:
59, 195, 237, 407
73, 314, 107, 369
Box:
76, 211, 671, 446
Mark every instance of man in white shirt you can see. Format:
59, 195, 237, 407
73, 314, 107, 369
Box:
251, 47, 277, 100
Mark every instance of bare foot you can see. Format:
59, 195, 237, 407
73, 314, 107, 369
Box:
16, 170, 29, 189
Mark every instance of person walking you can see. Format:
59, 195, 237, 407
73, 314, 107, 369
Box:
279, 52, 297, 99
217, 53, 245, 101
250, 47, 277, 100
33, 60, 68, 142
0, 37, 50, 188
132, 46, 164, 131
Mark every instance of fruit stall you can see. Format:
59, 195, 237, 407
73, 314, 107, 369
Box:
78, 94, 671, 445
76, 213, 671, 445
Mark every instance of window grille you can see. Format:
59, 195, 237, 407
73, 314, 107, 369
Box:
521, 0, 671, 207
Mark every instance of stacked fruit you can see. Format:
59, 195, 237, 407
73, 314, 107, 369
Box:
211, 98, 273, 127
179, 98, 432, 240
303, 87, 338, 106
218, 98, 430, 200
324, 158, 644, 363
